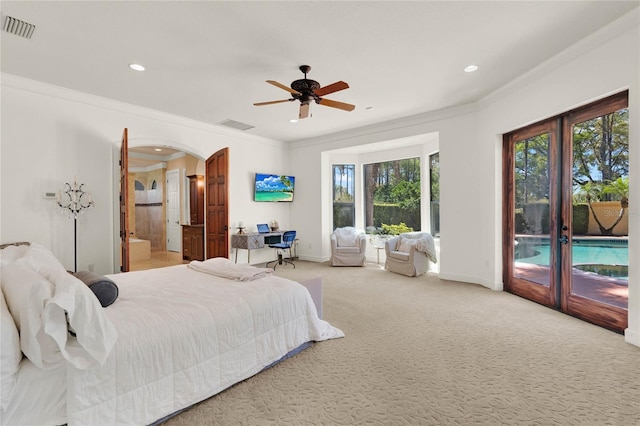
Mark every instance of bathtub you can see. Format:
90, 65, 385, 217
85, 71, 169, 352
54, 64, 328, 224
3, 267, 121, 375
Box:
130, 238, 151, 262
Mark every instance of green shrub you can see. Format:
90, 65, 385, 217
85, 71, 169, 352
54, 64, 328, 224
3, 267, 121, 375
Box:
380, 222, 413, 235
372, 204, 420, 231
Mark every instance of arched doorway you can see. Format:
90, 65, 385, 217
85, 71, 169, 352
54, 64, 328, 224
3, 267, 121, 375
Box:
126, 144, 206, 271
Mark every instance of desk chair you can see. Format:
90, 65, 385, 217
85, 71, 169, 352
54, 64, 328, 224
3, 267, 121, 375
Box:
266, 230, 297, 270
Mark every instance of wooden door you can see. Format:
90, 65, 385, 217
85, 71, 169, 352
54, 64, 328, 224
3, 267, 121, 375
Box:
503, 119, 559, 308
120, 128, 130, 272
206, 148, 229, 259
560, 92, 629, 332
503, 92, 629, 332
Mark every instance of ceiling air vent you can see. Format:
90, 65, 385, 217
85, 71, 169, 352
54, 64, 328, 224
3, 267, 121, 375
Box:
217, 119, 255, 131
2, 15, 36, 39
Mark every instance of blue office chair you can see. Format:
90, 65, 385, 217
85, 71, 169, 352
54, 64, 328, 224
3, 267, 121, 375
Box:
266, 230, 297, 270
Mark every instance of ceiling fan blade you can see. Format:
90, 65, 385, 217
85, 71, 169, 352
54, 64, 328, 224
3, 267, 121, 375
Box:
266, 80, 302, 95
253, 99, 293, 106
299, 103, 310, 119
318, 98, 355, 112
314, 81, 349, 97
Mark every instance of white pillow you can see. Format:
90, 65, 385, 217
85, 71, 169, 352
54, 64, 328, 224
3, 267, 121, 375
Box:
0, 290, 22, 410
396, 237, 416, 253
337, 234, 357, 247
1, 259, 60, 369
2, 244, 118, 370
335, 227, 357, 247
42, 269, 118, 370
0, 244, 29, 268
22, 242, 68, 280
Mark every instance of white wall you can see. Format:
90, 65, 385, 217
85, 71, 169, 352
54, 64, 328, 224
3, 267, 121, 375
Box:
289, 11, 639, 343
0, 75, 291, 273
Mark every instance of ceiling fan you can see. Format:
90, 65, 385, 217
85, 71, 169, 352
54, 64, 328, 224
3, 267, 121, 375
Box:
254, 65, 355, 119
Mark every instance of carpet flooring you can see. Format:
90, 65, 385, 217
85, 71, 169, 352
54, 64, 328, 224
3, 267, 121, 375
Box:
162, 261, 640, 425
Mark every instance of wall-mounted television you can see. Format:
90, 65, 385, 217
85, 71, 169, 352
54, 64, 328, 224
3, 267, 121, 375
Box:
254, 173, 295, 202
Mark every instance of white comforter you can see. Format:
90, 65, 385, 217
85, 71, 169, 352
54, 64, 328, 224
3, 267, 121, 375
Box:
66, 265, 343, 425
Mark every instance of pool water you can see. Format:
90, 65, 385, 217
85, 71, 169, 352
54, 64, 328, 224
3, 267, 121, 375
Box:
516, 239, 628, 279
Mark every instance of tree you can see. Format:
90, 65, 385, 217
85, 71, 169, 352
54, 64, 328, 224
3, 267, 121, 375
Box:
573, 110, 628, 192
365, 158, 421, 230
365, 163, 378, 227
575, 177, 628, 236
572, 109, 628, 235
514, 134, 550, 207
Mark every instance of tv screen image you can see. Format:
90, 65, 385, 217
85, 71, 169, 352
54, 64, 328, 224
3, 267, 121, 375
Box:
254, 173, 295, 202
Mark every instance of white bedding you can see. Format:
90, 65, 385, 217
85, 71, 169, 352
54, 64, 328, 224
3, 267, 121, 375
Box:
0, 359, 66, 426
65, 264, 343, 425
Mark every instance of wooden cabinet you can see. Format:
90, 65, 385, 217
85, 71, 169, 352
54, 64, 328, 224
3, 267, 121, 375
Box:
182, 225, 204, 261
188, 175, 204, 225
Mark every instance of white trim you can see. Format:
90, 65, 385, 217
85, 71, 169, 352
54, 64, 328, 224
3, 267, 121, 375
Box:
625, 328, 640, 346
437, 272, 501, 291
1, 73, 286, 149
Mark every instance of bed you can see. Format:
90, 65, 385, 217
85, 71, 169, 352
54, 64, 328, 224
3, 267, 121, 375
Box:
0, 243, 343, 425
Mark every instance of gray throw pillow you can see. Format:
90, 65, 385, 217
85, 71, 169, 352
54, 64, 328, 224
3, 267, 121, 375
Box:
74, 271, 119, 307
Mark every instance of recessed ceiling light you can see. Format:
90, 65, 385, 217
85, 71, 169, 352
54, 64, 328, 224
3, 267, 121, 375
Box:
464, 64, 478, 73
154, 148, 162, 152
289, 119, 298, 123
129, 63, 145, 71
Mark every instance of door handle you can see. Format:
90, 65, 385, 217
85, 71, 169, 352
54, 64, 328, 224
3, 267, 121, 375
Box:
559, 235, 569, 244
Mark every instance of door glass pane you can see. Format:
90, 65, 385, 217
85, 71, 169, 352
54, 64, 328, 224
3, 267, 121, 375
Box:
513, 133, 551, 286
571, 108, 628, 309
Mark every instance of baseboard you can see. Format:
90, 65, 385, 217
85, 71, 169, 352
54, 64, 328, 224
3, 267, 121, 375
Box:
437, 272, 501, 291
297, 254, 329, 263
624, 328, 640, 347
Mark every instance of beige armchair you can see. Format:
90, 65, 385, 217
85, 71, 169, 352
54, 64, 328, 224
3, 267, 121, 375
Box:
330, 227, 367, 267
385, 232, 437, 277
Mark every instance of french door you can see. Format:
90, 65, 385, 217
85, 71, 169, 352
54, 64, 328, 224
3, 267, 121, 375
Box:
503, 91, 629, 333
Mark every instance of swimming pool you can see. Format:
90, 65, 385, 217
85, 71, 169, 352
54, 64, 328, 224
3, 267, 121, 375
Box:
515, 238, 628, 278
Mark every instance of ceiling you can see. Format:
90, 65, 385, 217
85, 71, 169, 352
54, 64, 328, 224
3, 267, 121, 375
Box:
127, 146, 186, 169
1, 1, 638, 144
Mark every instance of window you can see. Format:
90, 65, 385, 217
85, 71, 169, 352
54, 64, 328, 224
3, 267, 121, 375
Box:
429, 153, 440, 237
333, 164, 355, 229
364, 157, 421, 234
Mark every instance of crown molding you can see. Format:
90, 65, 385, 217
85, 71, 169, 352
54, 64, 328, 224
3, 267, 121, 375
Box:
0, 73, 286, 149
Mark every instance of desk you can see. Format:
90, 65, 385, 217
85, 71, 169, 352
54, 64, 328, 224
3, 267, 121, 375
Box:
231, 232, 282, 263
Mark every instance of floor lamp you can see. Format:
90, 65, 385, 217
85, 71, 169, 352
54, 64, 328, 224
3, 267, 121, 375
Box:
57, 179, 94, 272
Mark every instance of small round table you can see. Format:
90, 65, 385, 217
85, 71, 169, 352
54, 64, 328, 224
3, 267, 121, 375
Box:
373, 245, 384, 266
